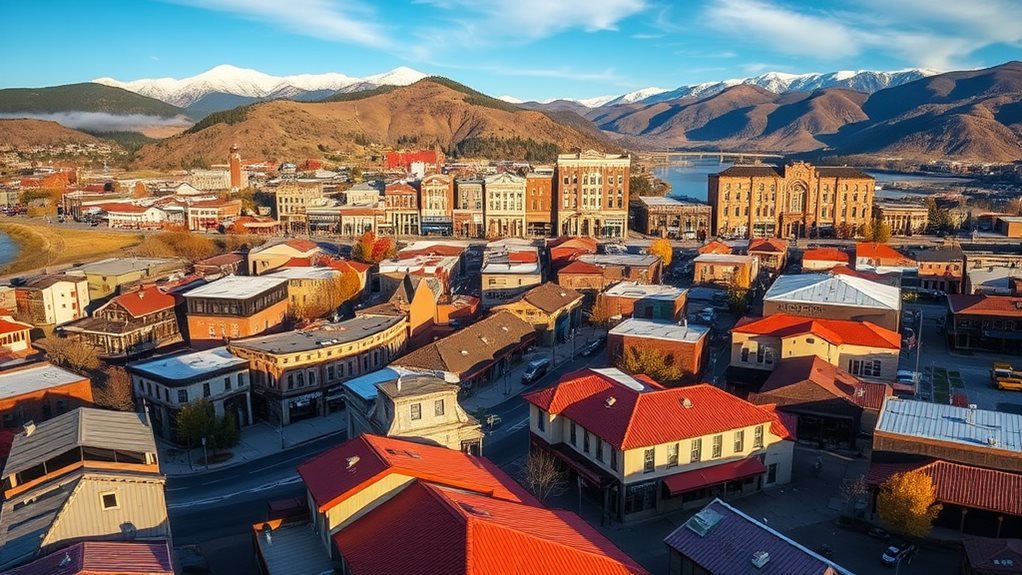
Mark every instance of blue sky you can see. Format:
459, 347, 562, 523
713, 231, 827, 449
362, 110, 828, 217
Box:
2, 0, 1020, 100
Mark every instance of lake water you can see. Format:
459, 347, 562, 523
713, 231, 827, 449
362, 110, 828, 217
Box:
0, 233, 17, 268
653, 159, 977, 203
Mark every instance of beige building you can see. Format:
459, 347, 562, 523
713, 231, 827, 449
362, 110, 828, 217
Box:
708, 162, 875, 239
275, 182, 325, 234
555, 150, 631, 238
453, 179, 484, 238
419, 174, 454, 236
729, 313, 901, 385
525, 368, 794, 522
15, 274, 90, 326
343, 372, 483, 454
383, 182, 419, 237
247, 239, 322, 275
762, 272, 902, 333
873, 203, 929, 236
492, 282, 584, 346
71, 257, 184, 300
692, 253, 759, 290
480, 243, 543, 308
484, 172, 527, 238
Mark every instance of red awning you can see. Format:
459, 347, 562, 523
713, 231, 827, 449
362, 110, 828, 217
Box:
663, 458, 767, 495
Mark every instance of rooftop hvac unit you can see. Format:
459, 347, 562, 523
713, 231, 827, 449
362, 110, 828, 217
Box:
751, 551, 770, 569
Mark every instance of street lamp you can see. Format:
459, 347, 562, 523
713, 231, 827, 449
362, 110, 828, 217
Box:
201, 436, 208, 470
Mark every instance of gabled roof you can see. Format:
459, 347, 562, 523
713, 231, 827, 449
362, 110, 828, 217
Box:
733, 313, 901, 349
715, 165, 784, 178
297, 434, 536, 513
557, 260, 604, 275
764, 273, 901, 311
333, 481, 648, 575
0, 317, 31, 335
755, 356, 892, 411
962, 537, 1022, 574
748, 238, 788, 254
866, 459, 1022, 517
524, 369, 789, 450
108, 285, 175, 318
0, 541, 173, 575
664, 498, 850, 575
948, 294, 1022, 318
520, 282, 583, 314
393, 312, 534, 377
855, 242, 916, 265
3, 408, 156, 479
697, 240, 734, 255
802, 248, 850, 263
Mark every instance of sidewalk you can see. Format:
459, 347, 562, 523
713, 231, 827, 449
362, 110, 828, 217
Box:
159, 411, 346, 476
460, 325, 604, 415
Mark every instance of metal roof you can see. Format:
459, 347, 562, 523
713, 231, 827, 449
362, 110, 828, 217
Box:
342, 367, 424, 402
604, 282, 686, 301
0, 363, 87, 401
127, 346, 248, 383
253, 521, 334, 575
693, 253, 755, 265
876, 397, 1022, 454
3, 408, 157, 479
764, 273, 901, 311
230, 315, 403, 355
74, 257, 181, 277
609, 318, 708, 343
578, 254, 661, 267
181, 275, 287, 300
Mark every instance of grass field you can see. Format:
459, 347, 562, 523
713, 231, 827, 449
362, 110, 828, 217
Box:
0, 221, 143, 274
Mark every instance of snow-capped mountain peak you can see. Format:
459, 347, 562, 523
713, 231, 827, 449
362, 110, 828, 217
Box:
94, 65, 428, 108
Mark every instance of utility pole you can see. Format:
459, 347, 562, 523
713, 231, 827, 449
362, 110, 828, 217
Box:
914, 309, 923, 392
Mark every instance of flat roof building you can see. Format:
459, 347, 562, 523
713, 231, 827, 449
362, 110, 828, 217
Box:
763, 273, 901, 332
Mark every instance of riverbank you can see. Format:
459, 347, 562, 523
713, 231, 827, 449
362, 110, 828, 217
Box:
0, 221, 144, 275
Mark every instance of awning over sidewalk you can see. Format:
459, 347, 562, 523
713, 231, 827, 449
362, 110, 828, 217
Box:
663, 458, 767, 496
543, 440, 616, 489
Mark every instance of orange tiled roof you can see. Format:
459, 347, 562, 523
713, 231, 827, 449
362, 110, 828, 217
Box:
748, 238, 787, 253
697, 240, 733, 255
802, 248, 850, 263
557, 260, 603, 275
948, 294, 1022, 318
111, 286, 175, 317
855, 242, 914, 264
733, 313, 901, 349
866, 459, 1022, 517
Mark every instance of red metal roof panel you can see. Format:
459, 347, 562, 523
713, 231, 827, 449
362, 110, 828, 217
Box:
663, 458, 767, 495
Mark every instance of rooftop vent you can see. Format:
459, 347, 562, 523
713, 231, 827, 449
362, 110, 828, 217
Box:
988, 437, 998, 446
346, 455, 360, 470
501, 326, 509, 332
605, 396, 617, 408
682, 398, 693, 409
685, 508, 722, 537
23, 421, 35, 437
751, 551, 770, 569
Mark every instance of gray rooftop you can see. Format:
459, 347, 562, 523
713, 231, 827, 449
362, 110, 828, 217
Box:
253, 521, 334, 575
267, 267, 340, 281
231, 315, 404, 355
604, 282, 686, 301
3, 407, 157, 479
341, 367, 420, 402
182, 275, 288, 300
693, 253, 755, 265
579, 253, 661, 267
764, 273, 901, 311
74, 257, 181, 276
127, 347, 248, 383
377, 374, 457, 399
609, 318, 709, 343
0, 363, 86, 401
876, 397, 1022, 454
638, 196, 706, 207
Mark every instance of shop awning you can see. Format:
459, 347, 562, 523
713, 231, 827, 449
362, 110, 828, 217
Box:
663, 458, 767, 496
543, 441, 616, 489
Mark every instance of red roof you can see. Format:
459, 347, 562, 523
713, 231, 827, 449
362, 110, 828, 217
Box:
399, 244, 465, 258
283, 239, 320, 253
663, 458, 767, 495
111, 286, 176, 317
948, 294, 1022, 318
297, 434, 536, 512
829, 265, 892, 283
99, 202, 147, 214
282, 257, 313, 267
697, 240, 733, 255
558, 260, 604, 275
866, 459, 1022, 517
524, 369, 787, 450
0, 317, 31, 335
802, 248, 850, 263
748, 238, 787, 254
333, 481, 648, 575
733, 313, 901, 349
0, 541, 173, 575
855, 242, 915, 264
385, 182, 417, 194
509, 250, 538, 264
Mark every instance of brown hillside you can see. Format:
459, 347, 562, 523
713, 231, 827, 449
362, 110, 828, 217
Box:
132, 79, 616, 168
0, 119, 107, 147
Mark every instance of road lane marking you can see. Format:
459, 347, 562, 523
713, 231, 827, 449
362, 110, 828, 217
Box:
167, 474, 302, 509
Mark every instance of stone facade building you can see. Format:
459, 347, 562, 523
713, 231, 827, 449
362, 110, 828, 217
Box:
708, 162, 875, 239
419, 174, 454, 236
873, 202, 929, 236
453, 179, 484, 238
483, 172, 527, 238
525, 171, 554, 237
555, 150, 631, 238
383, 182, 420, 237
634, 197, 710, 239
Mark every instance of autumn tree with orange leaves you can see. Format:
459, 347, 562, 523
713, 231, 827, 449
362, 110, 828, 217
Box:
351, 231, 396, 265
877, 470, 942, 537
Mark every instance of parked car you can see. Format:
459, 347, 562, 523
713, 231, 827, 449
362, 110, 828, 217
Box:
881, 542, 917, 566
896, 370, 920, 385
521, 358, 550, 384
580, 336, 606, 357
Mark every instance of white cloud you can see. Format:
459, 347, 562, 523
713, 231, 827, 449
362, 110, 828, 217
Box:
167, 0, 393, 49
0, 112, 192, 132
705, 0, 858, 59
430, 61, 626, 84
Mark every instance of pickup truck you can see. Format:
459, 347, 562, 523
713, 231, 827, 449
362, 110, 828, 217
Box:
991, 362, 1022, 391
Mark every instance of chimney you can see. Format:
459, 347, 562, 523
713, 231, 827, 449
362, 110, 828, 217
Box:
23, 421, 35, 436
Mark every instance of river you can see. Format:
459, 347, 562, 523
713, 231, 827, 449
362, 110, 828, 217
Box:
0, 233, 17, 268
653, 159, 977, 203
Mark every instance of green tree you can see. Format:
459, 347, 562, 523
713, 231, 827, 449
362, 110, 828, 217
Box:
629, 175, 653, 196
877, 470, 942, 537
873, 219, 892, 243
927, 198, 954, 235
727, 277, 751, 314
615, 345, 684, 385
176, 399, 215, 448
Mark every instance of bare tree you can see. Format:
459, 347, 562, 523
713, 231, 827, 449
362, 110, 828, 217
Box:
45, 337, 100, 375
94, 366, 136, 411
520, 449, 568, 503
840, 474, 870, 516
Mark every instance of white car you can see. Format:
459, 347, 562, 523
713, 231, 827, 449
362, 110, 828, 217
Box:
896, 370, 920, 384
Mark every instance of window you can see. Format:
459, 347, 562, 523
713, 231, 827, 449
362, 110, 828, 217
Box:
643, 448, 655, 473
767, 463, 778, 484
410, 403, 422, 420
177, 389, 188, 403
691, 438, 702, 462
536, 409, 545, 432
712, 435, 723, 458
100, 491, 119, 510
667, 443, 679, 467
570, 421, 577, 445
434, 399, 445, 417
849, 358, 882, 378
734, 430, 745, 453
224, 377, 231, 391
610, 448, 618, 471
741, 347, 750, 362
754, 425, 764, 448
583, 430, 590, 453
595, 437, 604, 462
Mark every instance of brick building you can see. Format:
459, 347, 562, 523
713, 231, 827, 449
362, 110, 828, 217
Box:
555, 150, 631, 238
608, 318, 708, 383
525, 171, 554, 237
0, 363, 93, 430
182, 275, 289, 347
634, 197, 710, 239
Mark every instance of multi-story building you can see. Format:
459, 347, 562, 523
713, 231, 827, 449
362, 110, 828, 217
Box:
763, 273, 902, 332
909, 246, 964, 294
419, 174, 454, 236
873, 202, 929, 236
14, 274, 89, 326
182, 275, 289, 346
492, 282, 583, 345
127, 347, 252, 441
0, 363, 93, 430
228, 315, 407, 425
747, 238, 788, 276
185, 198, 242, 232
71, 257, 184, 300
0, 316, 32, 355
608, 319, 708, 383
61, 285, 182, 358
555, 150, 630, 238
708, 162, 875, 239
274, 182, 324, 234
577, 254, 663, 285
453, 178, 484, 238
99, 203, 169, 229
383, 182, 419, 237
483, 172, 527, 238
266, 266, 344, 316
634, 197, 711, 240
480, 243, 543, 308
854, 242, 918, 275
336, 205, 386, 236
342, 181, 384, 206
248, 239, 322, 275
525, 171, 554, 237
729, 313, 901, 387
0, 408, 168, 570
946, 294, 1022, 353
343, 372, 484, 454
190, 168, 245, 191
692, 254, 758, 289
524, 368, 794, 522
